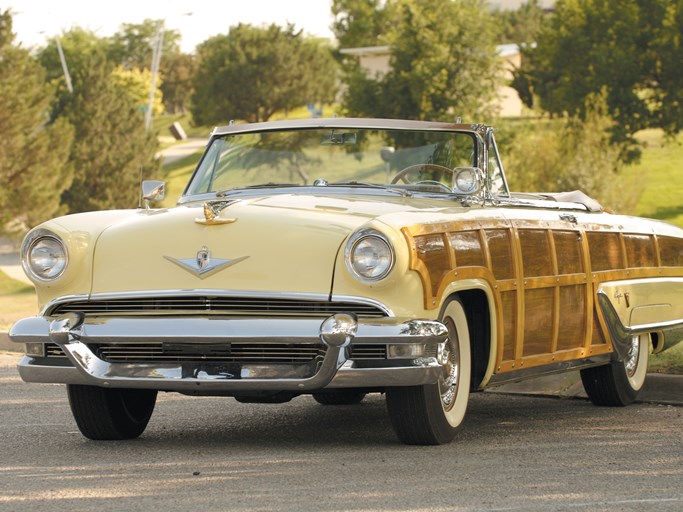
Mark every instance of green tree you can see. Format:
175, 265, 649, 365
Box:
109, 19, 181, 70
109, 19, 191, 115
191, 24, 337, 125
0, 9, 74, 234
502, 94, 640, 213
341, 0, 500, 121
51, 52, 160, 213
492, 0, 548, 44
160, 51, 196, 114
38, 28, 111, 85
111, 65, 164, 115
332, 0, 392, 48
517, 0, 683, 150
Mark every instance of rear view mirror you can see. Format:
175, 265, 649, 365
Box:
320, 131, 357, 145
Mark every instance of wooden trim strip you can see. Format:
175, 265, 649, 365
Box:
511, 226, 525, 363
548, 230, 560, 354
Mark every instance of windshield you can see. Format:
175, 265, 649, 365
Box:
184, 128, 479, 197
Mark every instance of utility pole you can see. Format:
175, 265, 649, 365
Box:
50, 33, 73, 93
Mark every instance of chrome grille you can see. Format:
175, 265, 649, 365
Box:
90, 342, 326, 364
350, 344, 387, 360
42, 341, 387, 362
50, 296, 387, 317
46, 343, 67, 358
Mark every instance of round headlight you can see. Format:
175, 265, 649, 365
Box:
453, 167, 483, 195
26, 236, 67, 281
346, 230, 394, 282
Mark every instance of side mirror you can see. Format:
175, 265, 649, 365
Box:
141, 180, 166, 209
452, 167, 484, 196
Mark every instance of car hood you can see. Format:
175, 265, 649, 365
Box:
90, 193, 441, 296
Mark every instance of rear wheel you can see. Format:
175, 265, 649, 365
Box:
67, 385, 157, 440
386, 299, 471, 445
312, 391, 367, 405
580, 334, 649, 406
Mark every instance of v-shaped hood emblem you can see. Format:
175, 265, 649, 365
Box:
164, 246, 248, 279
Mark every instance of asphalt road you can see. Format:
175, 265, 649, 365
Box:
1, 353, 682, 512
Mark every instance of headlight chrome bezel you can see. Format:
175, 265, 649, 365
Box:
22, 230, 69, 283
345, 228, 395, 283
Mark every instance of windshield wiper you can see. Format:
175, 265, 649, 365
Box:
327, 181, 412, 197
216, 183, 301, 197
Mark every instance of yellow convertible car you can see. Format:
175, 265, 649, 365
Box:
10, 118, 683, 445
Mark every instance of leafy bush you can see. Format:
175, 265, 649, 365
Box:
498, 95, 641, 214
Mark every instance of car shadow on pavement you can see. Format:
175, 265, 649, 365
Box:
117, 391, 609, 449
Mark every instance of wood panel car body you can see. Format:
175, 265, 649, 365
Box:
10, 118, 683, 445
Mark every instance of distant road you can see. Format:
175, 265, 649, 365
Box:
157, 138, 208, 166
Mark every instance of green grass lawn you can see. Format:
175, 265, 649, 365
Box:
627, 130, 683, 227
0, 270, 37, 331
649, 343, 683, 374
160, 150, 204, 207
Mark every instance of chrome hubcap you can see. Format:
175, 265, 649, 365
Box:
625, 336, 640, 378
438, 320, 460, 410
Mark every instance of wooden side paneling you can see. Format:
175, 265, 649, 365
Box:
659, 236, 683, 267
523, 287, 554, 356
519, 229, 553, 277
591, 307, 608, 346
588, 232, 624, 271
554, 231, 584, 275
624, 234, 656, 268
402, 218, 683, 378
501, 291, 517, 362
486, 229, 515, 280
450, 231, 485, 267
414, 234, 450, 296
557, 285, 587, 351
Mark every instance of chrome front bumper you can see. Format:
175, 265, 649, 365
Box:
10, 314, 448, 392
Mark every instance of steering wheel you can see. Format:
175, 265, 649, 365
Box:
390, 164, 454, 192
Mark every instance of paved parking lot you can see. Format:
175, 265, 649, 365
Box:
1, 352, 682, 512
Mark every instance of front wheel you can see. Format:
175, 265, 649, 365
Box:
386, 299, 471, 445
67, 385, 157, 440
580, 334, 649, 406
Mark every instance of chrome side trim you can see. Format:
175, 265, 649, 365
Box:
486, 354, 612, 387
597, 291, 683, 360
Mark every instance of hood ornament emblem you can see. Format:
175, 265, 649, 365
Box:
195, 200, 239, 225
164, 246, 248, 279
